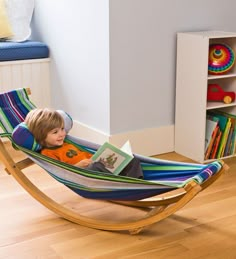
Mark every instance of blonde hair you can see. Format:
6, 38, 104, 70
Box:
25, 108, 64, 146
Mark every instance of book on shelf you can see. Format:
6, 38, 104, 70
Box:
230, 130, 236, 155
205, 125, 219, 160
217, 117, 231, 158
223, 124, 234, 157
216, 111, 236, 156
207, 111, 228, 132
210, 129, 222, 159
204, 115, 220, 158
207, 110, 236, 158
207, 111, 230, 159
92, 140, 133, 175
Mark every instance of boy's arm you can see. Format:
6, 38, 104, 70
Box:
74, 159, 92, 168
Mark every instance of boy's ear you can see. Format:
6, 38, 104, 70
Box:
56, 110, 73, 133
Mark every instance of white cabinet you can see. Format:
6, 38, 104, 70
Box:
175, 31, 236, 163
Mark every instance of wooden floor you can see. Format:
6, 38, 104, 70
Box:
0, 142, 236, 259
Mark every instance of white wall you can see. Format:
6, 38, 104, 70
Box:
31, 0, 236, 155
31, 0, 110, 134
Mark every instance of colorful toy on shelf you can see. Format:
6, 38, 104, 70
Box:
207, 84, 235, 104
208, 43, 235, 75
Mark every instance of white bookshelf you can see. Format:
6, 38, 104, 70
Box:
175, 31, 236, 163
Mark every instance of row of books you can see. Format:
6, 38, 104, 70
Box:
204, 110, 236, 160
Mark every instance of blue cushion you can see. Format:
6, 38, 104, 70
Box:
0, 40, 49, 61
12, 110, 73, 151
12, 122, 41, 151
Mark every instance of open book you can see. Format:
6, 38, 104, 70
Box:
91, 141, 133, 175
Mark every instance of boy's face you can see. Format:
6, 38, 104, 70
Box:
44, 126, 66, 147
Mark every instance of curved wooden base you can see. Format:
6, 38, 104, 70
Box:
0, 139, 225, 234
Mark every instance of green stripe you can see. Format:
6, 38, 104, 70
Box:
17, 88, 36, 111
0, 108, 14, 132
142, 165, 201, 171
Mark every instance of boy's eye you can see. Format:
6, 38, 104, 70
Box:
51, 129, 58, 134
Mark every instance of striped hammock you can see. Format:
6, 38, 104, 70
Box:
0, 88, 224, 201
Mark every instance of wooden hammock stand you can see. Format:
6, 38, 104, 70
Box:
0, 89, 228, 234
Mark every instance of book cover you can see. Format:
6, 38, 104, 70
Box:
215, 110, 236, 156
205, 116, 219, 153
207, 111, 230, 158
217, 117, 231, 158
205, 125, 219, 160
207, 111, 228, 132
229, 129, 236, 155
92, 141, 133, 175
210, 130, 222, 159
223, 124, 234, 157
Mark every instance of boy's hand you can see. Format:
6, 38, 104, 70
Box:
75, 159, 92, 168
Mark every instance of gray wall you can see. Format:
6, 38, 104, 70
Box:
32, 0, 236, 136
32, 0, 110, 133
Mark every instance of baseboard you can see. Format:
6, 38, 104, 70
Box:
70, 120, 174, 156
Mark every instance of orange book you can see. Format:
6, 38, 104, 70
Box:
210, 130, 222, 159
205, 125, 219, 160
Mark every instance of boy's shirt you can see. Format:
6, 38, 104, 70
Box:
41, 142, 92, 165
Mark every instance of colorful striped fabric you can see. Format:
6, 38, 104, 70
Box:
0, 88, 225, 201
0, 88, 36, 132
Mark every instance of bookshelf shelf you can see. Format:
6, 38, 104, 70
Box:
206, 102, 236, 110
175, 31, 236, 163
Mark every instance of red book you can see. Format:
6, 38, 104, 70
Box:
205, 125, 219, 160
210, 130, 222, 159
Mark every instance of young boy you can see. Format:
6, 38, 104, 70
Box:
25, 108, 143, 178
